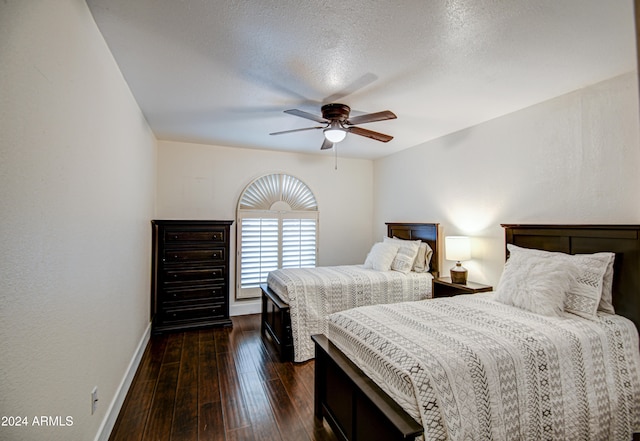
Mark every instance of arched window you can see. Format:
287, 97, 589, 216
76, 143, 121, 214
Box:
236, 174, 319, 299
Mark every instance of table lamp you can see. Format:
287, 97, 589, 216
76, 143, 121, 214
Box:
445, 236, 471, 284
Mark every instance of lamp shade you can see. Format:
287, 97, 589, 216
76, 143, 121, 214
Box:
445, 236, 471, 261
323, 120, 347, 143
323, 128, 346, 143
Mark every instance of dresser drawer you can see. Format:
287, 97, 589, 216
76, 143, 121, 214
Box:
164, 229, 225, 243
163, 248, 225, 263
161, 285, 226, 306
162, 266, 225, 284
158, 304, 227, 325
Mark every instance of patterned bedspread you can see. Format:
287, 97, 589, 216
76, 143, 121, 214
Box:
327, 293, 640, 441
267, 265, 433, 362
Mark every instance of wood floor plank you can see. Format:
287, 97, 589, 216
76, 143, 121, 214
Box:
273, 361, 337, 441
238, 371, 282, 441
171, 331, 200, 441
137, 333, 170, 383
226, 426, 256, 441
198, 329, 220, 405
262, 377, 310, 441
213, 325, 232, 355
163, 332, 185, 364
242, 331, 280, 382
217, 348, 252, 431
199, 401, 225, 441
108, 379, 155, 441
232, 331, 260, 375
142, 361, 180, 441
108, 335, 170, 441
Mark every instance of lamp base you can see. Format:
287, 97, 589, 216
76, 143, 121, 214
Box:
450, 262, 468, 284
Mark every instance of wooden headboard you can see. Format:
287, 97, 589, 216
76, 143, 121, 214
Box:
503, 224, 640, 332
386, 222, 440, 277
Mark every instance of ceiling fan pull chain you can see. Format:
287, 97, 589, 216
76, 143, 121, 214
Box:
334, 144, 338, 170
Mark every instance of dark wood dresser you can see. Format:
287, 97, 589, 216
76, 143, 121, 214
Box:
151, 220, 233, 333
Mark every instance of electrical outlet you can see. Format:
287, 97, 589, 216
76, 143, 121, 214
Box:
91, 387, 98, 415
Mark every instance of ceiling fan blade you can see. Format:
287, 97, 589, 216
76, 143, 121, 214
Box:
320, 138, 334, 150
347, 126, 394, 142
346, 110, 397, 125
269, 126, 324, 135
284, 109, 328, 123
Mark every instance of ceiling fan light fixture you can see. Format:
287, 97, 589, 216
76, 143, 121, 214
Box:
272, 103, 396, 149
323, 122, 346, 143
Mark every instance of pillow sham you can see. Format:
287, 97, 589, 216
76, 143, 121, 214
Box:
495, 252, 577, 316
506, 244, 614, 319
364, 242, 400, 271
414, 242, 434, 273
599, 254, 616, 314
383, 237, 421, 274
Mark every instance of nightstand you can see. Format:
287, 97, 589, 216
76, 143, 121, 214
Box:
432, 277, 493, 298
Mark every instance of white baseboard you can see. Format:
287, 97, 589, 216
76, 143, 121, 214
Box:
94, 322, 151, 441
230, 299, 261, 316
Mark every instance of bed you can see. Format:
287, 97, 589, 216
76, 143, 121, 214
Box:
312, 224, 640, 441
261, 222, 440, 362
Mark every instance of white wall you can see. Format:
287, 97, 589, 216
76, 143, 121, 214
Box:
156, 140, 374, 314
0, 1, 156, 440
374, 72, 640, 287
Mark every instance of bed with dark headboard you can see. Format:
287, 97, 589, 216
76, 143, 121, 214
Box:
261, 222, 440, 361
503, 224, 640, 331
312, 224, 640, 441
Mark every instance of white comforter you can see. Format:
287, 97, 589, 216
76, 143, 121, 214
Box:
327, 293, 640, 441
266, 265, 433, 362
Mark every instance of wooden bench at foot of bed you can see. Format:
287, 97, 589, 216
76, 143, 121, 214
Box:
312, 334, 423, 441
261, 283, 294, 361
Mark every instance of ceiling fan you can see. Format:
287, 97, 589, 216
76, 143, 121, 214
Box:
269, 103, 397, 150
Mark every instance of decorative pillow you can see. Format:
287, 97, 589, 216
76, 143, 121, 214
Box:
384, 237, 421, 274
387, 237, 434, 272
495, 252, 577, 316
506, 245, 614, 319
364, 242, 400, 271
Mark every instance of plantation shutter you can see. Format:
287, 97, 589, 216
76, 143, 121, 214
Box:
239, 218, 279, 288
236, 174, 318, 299
282, 218, 317, 268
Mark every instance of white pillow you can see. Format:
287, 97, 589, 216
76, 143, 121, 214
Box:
364, 242, 400, 271
495, 252, 577, 316
507, 245, 613, 319
383, 237, 421, 274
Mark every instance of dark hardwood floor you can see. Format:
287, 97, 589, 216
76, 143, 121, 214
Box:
109, 314, 338, 441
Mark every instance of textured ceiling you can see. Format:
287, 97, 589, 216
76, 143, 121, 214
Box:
86, 0, 636, 159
